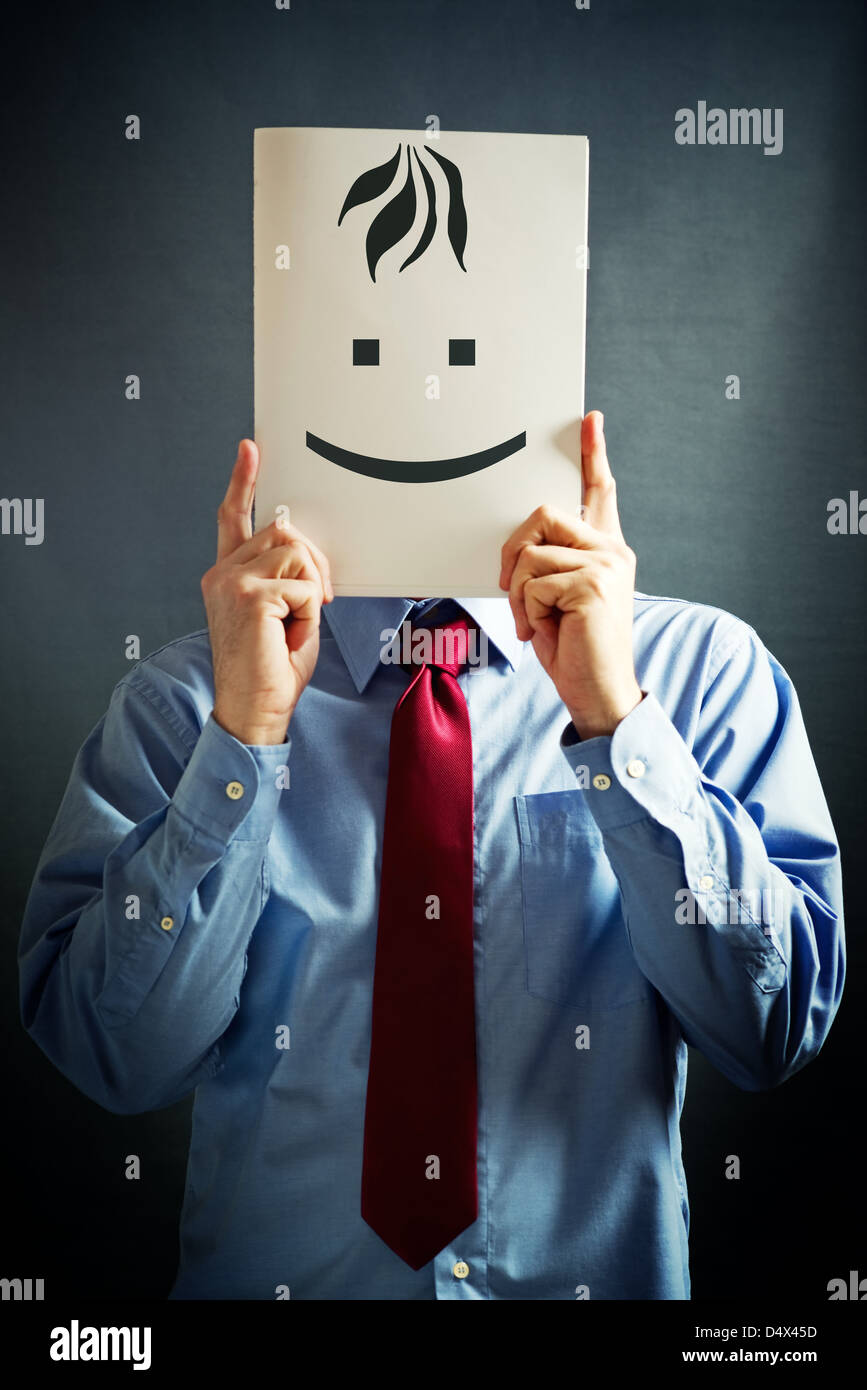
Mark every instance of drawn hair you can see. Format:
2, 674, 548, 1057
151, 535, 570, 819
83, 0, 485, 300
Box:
337, 142, 468, 282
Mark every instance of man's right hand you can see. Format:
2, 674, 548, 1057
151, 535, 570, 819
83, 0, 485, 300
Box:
201, 438, 333, 746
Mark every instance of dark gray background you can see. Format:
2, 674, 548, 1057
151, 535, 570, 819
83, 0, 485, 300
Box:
2, 0, 863, 1300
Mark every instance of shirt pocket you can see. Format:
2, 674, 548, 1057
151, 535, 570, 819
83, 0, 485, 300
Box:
515, 790, 653, 1011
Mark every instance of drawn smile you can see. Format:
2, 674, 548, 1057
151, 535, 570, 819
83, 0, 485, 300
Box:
305, 430, 526, 484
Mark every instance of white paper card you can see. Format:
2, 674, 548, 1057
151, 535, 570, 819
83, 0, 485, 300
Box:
253, 126, 589, 596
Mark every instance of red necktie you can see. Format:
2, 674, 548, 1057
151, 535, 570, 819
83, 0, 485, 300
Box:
361, 615, 478, 1269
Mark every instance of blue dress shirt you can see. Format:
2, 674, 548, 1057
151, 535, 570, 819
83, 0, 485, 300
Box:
18, 591, 845, 1299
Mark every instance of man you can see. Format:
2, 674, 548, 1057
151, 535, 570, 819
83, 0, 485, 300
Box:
18, 411, 845, 1299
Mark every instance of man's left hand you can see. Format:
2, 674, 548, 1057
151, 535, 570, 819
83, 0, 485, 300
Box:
499, 410, 644, 740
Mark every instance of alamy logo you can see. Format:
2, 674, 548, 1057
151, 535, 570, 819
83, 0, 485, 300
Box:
828, 1270, 867, 1300
675, 886, 783, 934
338, 142, 468, 282
675, 102, 783, 156
0, 497, 44, 545
827, 491, 867, 534
379, 621, 488, 669
0, 1276, 44, 1300
49, 1320, 151, 1371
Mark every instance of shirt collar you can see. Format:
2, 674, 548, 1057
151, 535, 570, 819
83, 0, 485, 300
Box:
322, 596, 525, 694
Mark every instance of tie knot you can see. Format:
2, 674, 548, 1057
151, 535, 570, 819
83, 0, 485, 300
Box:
401, 617, 474, 677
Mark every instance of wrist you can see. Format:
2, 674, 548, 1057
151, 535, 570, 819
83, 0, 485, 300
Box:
567, 684, 644, 741
212, 705, 292, 746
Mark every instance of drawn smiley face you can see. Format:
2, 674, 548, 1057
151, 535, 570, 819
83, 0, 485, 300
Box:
306, 333, 526, 483
304, 142, 527, 485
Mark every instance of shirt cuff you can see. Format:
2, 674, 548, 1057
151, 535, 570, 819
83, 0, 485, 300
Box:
170, 713, 292, 845
559, 691, 703, 831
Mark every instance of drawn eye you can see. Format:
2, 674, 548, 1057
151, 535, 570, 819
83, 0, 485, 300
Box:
449, 338, 475, 366
353, 338, 380, 365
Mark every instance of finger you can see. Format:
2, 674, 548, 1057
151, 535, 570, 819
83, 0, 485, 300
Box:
499, 504, 608, 590
271, 515, 334, 603
216, 440, 258, 563
508, 542, 598, 640
243, 540, 326, 601
507, 570, 530, 642
511, 567, 579, 644
581, 411, 623, 539
524, 609, 560, 670
511, 543, 598, 586
231, 516, 334, 602
259, 577, 323, 653
522, 570, 579, 629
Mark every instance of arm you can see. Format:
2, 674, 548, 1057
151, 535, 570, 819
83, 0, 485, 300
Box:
19, 437, 333, 1115
501, 411, 844, 1089
560, 624, 845, 1090
18, 678, 291, 1113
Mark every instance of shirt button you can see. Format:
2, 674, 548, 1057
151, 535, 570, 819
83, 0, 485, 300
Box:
225, 781, 245, 800
452, 1261, 469, 1279
160, 916, 174, 931
698, 875, 714, 891
592, 774, 611, 791
626, 758, 646, 778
